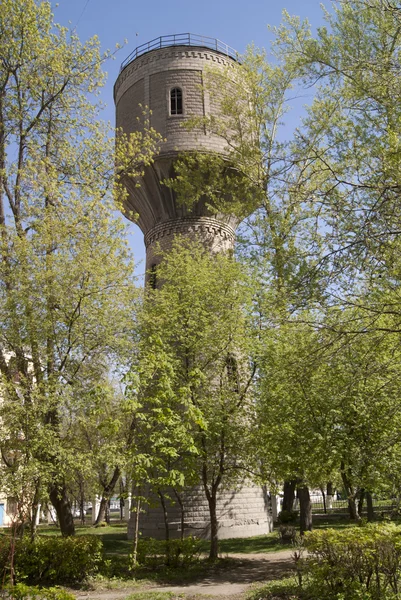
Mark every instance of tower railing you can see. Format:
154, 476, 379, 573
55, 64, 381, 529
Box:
119, 33, 239, 72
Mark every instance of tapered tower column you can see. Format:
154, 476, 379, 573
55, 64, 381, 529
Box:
115, 34, 273, 539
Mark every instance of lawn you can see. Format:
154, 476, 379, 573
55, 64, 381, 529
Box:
34, 522, 288, 555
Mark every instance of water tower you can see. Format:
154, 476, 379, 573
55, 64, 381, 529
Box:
114, 34, 273, 539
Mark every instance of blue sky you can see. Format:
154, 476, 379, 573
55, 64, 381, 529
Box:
53, 0, 328, 279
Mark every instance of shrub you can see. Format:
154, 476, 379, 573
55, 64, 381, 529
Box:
0, 535, 103, 585
3, 584, 75, 600
302, 524, 401, 599
278, 510, 298, 524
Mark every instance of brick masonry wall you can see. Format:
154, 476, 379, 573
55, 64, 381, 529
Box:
115, 47, 236, 180
144, 216, 236, 279
128, 484, 273, 540
116, 78, 145, 132
116, 46, 274, 541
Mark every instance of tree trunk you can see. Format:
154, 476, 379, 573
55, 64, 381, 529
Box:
348, 496, 360, 520
298, 484, 312, 535
174, 489, 185, 541
341, 463, 361, 522
358, 489, 365, 516
30, 481, 41, 541
120, 496, 124, 522
326, 482, 333, 510
131, 495, 141, 568
282, 480, 296, 512
319, 485, 327, 514
158, 489, 170, 566
95, 496, 108, 525
158, 489, 170, 543
95, 466, 120, 525
207, 494, 219, 560
79, 498, 86, 525
49, 482, 75, 536
366, 491, 374, 522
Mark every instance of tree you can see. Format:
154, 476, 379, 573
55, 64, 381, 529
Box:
127, 239, 257, 559
0, 0, 161, 535
68, 377, 137, 525
273, 0, 401, 297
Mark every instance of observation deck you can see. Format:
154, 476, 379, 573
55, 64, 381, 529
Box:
119, 33, 239, 72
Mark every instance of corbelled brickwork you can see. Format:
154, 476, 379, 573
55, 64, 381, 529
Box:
144, 216, 236, 273
115, 38, 273, 540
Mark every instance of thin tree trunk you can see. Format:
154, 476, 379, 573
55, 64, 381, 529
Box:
207, 494, 219, 560
174, 489, 185, 541
158, 489, 170, 565
298, 484, 312, 534
49, 482, 75, 536
319, 485, 327, 514
341, 463, 361, 522
119, 479, 125, 522
282, 480, 296, 512
158, 489, 170, 543
30, 481, 41, 541
358, 489, 365, 517
366, 491, 374, 522
327, 482, 333, 510
131, 494, 141, 568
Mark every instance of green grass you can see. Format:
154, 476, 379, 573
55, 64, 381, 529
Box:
205, 532, 286, 554
35, 524, 288, 556
247, 576, 306, 599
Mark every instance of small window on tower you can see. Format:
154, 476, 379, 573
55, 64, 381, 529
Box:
170, 87, 183, 115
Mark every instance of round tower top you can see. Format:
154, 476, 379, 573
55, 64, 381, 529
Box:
119, 33, 239, 73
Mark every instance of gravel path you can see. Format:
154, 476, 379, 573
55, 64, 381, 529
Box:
76, 549, 295, 600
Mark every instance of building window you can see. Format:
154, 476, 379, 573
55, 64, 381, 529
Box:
170, 87, 183, 115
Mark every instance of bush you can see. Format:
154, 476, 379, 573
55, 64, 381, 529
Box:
0, 535, 103, 585
278, 510, 298, 524
302, 524, 401, 599
3, 584, 75, 600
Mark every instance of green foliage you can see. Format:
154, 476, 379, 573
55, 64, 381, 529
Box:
127, 239, 257, 558
278, 510, 298, 524
0, 0, 161, 532
248, 577, 306, 600
0, 535, 102, 585
302, 524, 401, 599
3, 584, 75, 600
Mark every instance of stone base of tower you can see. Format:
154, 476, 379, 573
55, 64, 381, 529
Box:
127, 485, 273, 541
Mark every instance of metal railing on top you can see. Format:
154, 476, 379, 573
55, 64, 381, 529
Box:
119, 33, 239, 72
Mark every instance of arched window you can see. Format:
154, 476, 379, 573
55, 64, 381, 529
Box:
170, 87, 183, 115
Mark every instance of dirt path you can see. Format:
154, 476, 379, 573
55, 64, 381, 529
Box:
76, 550, 295, 600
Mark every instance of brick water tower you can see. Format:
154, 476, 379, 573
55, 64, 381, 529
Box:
114, 34, 273, 539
